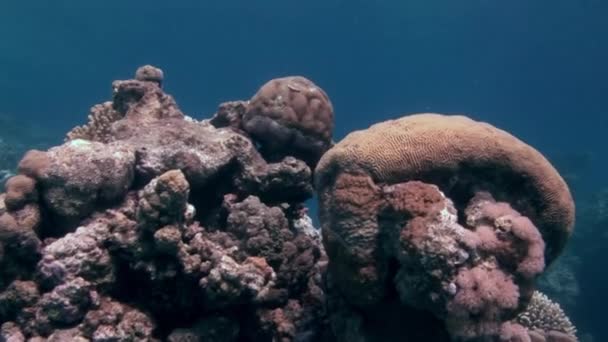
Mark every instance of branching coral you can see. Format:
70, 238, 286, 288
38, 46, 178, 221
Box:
516, 291, 578, 341
65, 65, 180, 143
66, 102, 123, 143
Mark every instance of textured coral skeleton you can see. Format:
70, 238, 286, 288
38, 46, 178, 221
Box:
0, 66, 326, 341
0, 66, 578, 342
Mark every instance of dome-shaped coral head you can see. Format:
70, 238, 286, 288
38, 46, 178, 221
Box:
242, 76, 335, 168
316, 113, 574, 264
314, 114, 575, 340
135, 64, 164, 86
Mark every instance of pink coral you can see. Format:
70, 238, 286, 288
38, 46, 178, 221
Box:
467, 192, 546, 279
499, 322, 531, 342
441, 193, 547, 338
446, 265, 520, 337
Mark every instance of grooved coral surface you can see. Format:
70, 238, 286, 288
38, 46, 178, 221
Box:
316, 113, 574, 262
315, 114, 575, 341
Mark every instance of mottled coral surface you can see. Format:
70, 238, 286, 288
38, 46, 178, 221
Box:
315, 115, 576, 341
0, 67, 327, 341
316, 113, 574, 263
216, 76, 335, 168
0, 67, 577, 342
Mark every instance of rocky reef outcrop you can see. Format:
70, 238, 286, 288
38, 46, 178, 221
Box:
0, 66, 578, 342
315, 114, 577, 341
0, 66, 329, 341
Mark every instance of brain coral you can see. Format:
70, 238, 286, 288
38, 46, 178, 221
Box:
242, 76, 335, 167
316, 113, 574, 262
314, 113, 575, 340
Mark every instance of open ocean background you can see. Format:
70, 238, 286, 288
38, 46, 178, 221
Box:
1, 1, 606, 340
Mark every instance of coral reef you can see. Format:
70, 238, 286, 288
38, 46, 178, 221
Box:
0, 66, 328, 341
0, 67, 578, 342
65, 102, 123, 143
315, 114, 576, 341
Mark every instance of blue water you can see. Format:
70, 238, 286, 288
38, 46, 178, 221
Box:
1, 1, 606, 340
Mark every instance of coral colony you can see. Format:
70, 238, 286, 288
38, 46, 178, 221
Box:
0, 66, 577, 341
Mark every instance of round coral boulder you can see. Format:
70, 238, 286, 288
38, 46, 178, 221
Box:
316, 113, 574, 263
315, 113, 575, 340
243, 76, 334, 167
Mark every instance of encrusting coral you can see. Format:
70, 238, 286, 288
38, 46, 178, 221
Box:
0, 66, 577, 342
516, 291, 578, 342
